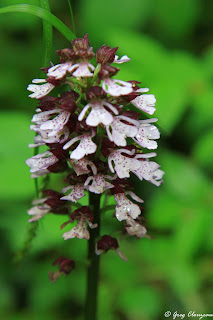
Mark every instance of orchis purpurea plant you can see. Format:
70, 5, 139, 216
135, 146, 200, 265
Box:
26, 34, 164, 320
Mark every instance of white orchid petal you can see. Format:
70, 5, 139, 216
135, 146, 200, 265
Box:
131, 94, 156, 115
102, 78, 133, 97
113, 55, 131, 64
114, 193, 141, 221
61, 184, 86, 203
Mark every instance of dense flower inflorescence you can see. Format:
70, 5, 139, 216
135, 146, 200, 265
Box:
26, 34, 164, 265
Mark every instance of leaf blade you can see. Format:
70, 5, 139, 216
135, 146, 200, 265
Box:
0, 4, 75, 41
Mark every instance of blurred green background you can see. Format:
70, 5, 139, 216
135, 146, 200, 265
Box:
1, 0, 213, 319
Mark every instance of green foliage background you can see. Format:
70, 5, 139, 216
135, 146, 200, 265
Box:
0, 0, 213, 319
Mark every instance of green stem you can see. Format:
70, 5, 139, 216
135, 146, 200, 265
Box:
85, 192, 101, 320
67, 0, 76, 35
40, 0, 52, 69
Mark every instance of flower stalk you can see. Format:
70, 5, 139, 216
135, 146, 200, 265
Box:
85, 192, 101, 320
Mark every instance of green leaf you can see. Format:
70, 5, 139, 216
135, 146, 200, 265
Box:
148, 150, 213, 260
0, 4, 75, 41
79, 0, 151, 36
192, 129, 213, 172
117, 286, 162, 318
40, 0, 52, 68
168, 264, 205, 310
203, 44, 213, 78
0, 0, 39, 29
67, 0, 76, 35
153, 0, 200, 40
0, 112, 34, 200
157, 150, 211, 202
187, 88, 213, 135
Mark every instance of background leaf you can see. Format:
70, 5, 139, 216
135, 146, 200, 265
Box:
0, 4, 75, 40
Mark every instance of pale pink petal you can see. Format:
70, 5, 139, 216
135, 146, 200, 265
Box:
62, 213, 97, 240
132, 160, 164, 186
78, 101, 118, 127
131, 94, 156, 115
32, 79, 47, 84
65, 134, 97, 160
62, 219, 90, 240
84, 174, 114, 194
32, 109, 60, 124
102, 78, 133, 97
125, 191, 144, 203
27, 204, 50, 222
25, 151, 58, 173
133, 120, 160, 149
135, 152, 157, 159
115, 248, 128, 261
61, 184, 86, 203
106, 116, 139, 146
27, 81, 55, 99
114, 193, 141, 221
87, 221, 98, 229
30, 124, 69, 146
70, 62, 95, 77
108, 150, 140, 179
125, 217, 147, 238
47, 62, 72, 79
113, 55, 131, 64
70, 158, 97, 176
78, 104, 91, 122
31, 169, 50, 178
40, 111, 70, 133
136, 88, 149, 93
63, 135, 81, 150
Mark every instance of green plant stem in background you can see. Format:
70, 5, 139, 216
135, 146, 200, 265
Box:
40, 0, 52, 69
85, 193, 101, 320
13, 221, 38, 263
67, 0, 76, 35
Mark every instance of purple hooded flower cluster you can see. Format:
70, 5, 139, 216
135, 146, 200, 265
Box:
26, 34, 164, 263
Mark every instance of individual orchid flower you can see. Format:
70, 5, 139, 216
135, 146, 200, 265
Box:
27, 190, 69, 222
70, 158, 97, 176
124, 217, 147, 238
27, 198, 51, 222
63, 132, 97, 160
106, 115, 139, 146
131, 93, 156, 115
132, 154, 164, 186
108, 148, 141, 179
95, 235, 127, 261
133, 118, 160, 149
113, 55, 131, 64
62, 207, 97, 240
47, 62, 73, 79
25, 151, 58, 173
68, 61, 95, 77
102, 78, 133, 97
27, 79, 55, 99
61, 184, 86, 203
30, 169, 50, 178
31, 109, 60, 125
84, 174, 116, 194
114, 191, 144, 221
39, 110, 71, 135
78, 100, 118, 126
49, 257, 75, 283
29, 124, 70, 147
